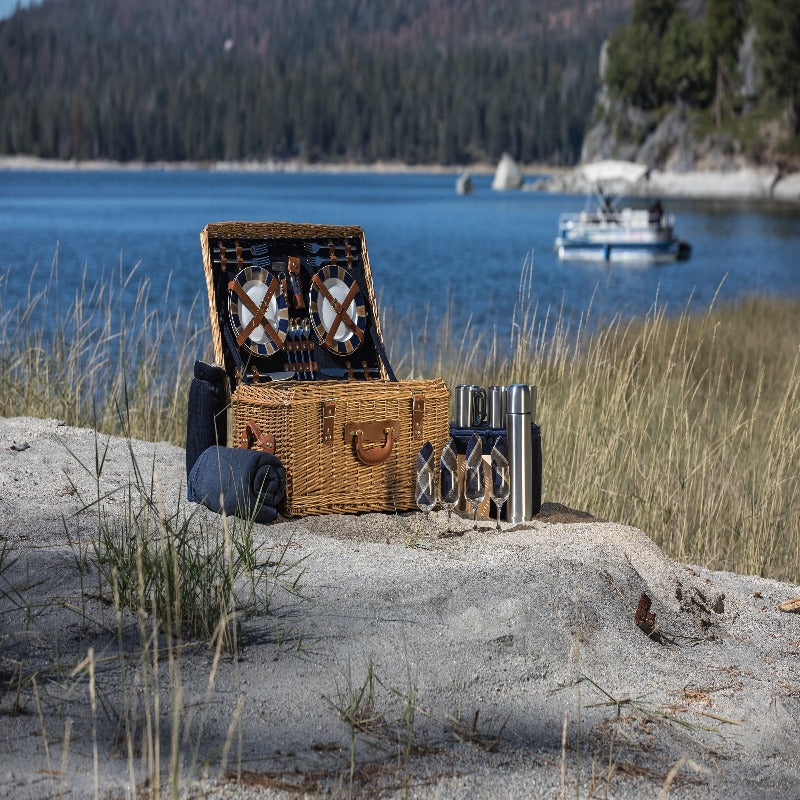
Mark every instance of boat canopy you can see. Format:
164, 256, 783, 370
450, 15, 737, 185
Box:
579, 160, 649, 185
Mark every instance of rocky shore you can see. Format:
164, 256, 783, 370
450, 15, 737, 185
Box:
533, 164, 800, 203
5, 154, 799, 203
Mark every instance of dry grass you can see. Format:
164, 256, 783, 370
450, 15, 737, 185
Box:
387, 259, 800, 583
0, 253, 204, 443
2, 254, 799, 582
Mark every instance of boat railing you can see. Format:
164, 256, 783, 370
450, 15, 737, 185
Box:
558, 210, 676, 230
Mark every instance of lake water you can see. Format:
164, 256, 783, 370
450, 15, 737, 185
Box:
1, 168, 799, 354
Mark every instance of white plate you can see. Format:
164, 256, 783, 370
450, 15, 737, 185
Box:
228, 266, 288, 356
309, 264, 367, 355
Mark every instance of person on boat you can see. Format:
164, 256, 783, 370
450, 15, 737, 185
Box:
649, 199, 663, 224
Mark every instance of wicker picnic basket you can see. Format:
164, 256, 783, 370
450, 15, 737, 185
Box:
201, 221, 450, 517
232, 379, 449, 516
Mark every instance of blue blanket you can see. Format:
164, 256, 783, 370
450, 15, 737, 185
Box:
185, 360, 229, 477
187, 445, 285, 524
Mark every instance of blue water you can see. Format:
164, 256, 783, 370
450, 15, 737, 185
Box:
1, 169, 799, 351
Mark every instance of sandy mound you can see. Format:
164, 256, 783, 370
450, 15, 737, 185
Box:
1, 416, 798, 799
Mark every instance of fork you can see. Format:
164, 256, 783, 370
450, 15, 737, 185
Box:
303, 239, 360, 256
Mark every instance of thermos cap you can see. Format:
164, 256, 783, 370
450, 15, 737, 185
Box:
507, 383, 532, 414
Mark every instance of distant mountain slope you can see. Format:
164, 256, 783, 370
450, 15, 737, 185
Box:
0, 0, 631, 165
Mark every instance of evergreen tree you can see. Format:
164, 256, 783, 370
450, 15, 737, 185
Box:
752, 0, 800, 133
0, 0, 625, 165
704, 0, 746, 127
605, 0, 681, 110
658, 8, 706, 105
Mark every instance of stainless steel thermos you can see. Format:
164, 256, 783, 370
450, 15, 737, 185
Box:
506, 383, 535, 523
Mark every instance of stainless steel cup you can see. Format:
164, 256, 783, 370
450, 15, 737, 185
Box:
454, 385, 470, 427
454, 384, 486, 428
487, 385, 508, 429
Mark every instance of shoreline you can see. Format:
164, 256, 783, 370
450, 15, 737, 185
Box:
534, 164, 800, 204
2, 154, 799, 203
0, 153, 503, 176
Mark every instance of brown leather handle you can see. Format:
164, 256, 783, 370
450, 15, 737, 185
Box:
242, 421, 276, 454
353, 426, 394, 465
343, 420, 398, 465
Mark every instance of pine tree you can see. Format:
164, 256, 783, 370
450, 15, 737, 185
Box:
752, 0, 800, 133
704, 0, 746, 128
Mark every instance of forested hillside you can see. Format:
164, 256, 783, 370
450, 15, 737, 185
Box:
0, 0, 631, 165
584, 0, 800, 169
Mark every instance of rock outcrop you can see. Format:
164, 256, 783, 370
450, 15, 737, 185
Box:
582, 102, 755, 172
580, 26, 797, 174
491, 153, 524, 190
456, 172, 474, 195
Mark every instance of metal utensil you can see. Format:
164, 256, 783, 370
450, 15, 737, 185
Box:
301, 319, 315, 380
302, 253, 361, 270
304, 241, 358, 255
285, 320, 299, 375
319, 366, 381, 380
250, 370, 295, 382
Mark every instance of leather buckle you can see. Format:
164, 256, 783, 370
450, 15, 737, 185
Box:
242, 421, 276, 454
412, 394, 425, 439
322, 399, 336, 443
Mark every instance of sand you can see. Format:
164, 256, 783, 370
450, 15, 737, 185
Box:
1, 415, 799, 799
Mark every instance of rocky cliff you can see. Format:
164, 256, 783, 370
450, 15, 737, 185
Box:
581, 20, 799, 174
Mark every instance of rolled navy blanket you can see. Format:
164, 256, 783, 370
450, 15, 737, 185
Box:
186, 360, 229, 478
187, 445, 285, 524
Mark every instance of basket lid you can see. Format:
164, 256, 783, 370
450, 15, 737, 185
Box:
200, 222, 396, 389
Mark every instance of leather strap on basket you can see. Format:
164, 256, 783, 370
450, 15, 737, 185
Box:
311, 273, 365, 349
344, 420, 399, 465
287, 256, 306, 309
412, 395, 425, 439
228, 276, 284, 350
241, 421, 276, 455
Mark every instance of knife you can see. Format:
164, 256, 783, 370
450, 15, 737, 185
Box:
262, 371, 295, 381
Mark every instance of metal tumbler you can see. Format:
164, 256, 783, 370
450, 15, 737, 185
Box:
454, 384, 486, 428
487, 385, 508, 429
506, 383, 534, 523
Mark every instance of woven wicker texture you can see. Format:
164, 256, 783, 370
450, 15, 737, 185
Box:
232, 379, 450, 516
